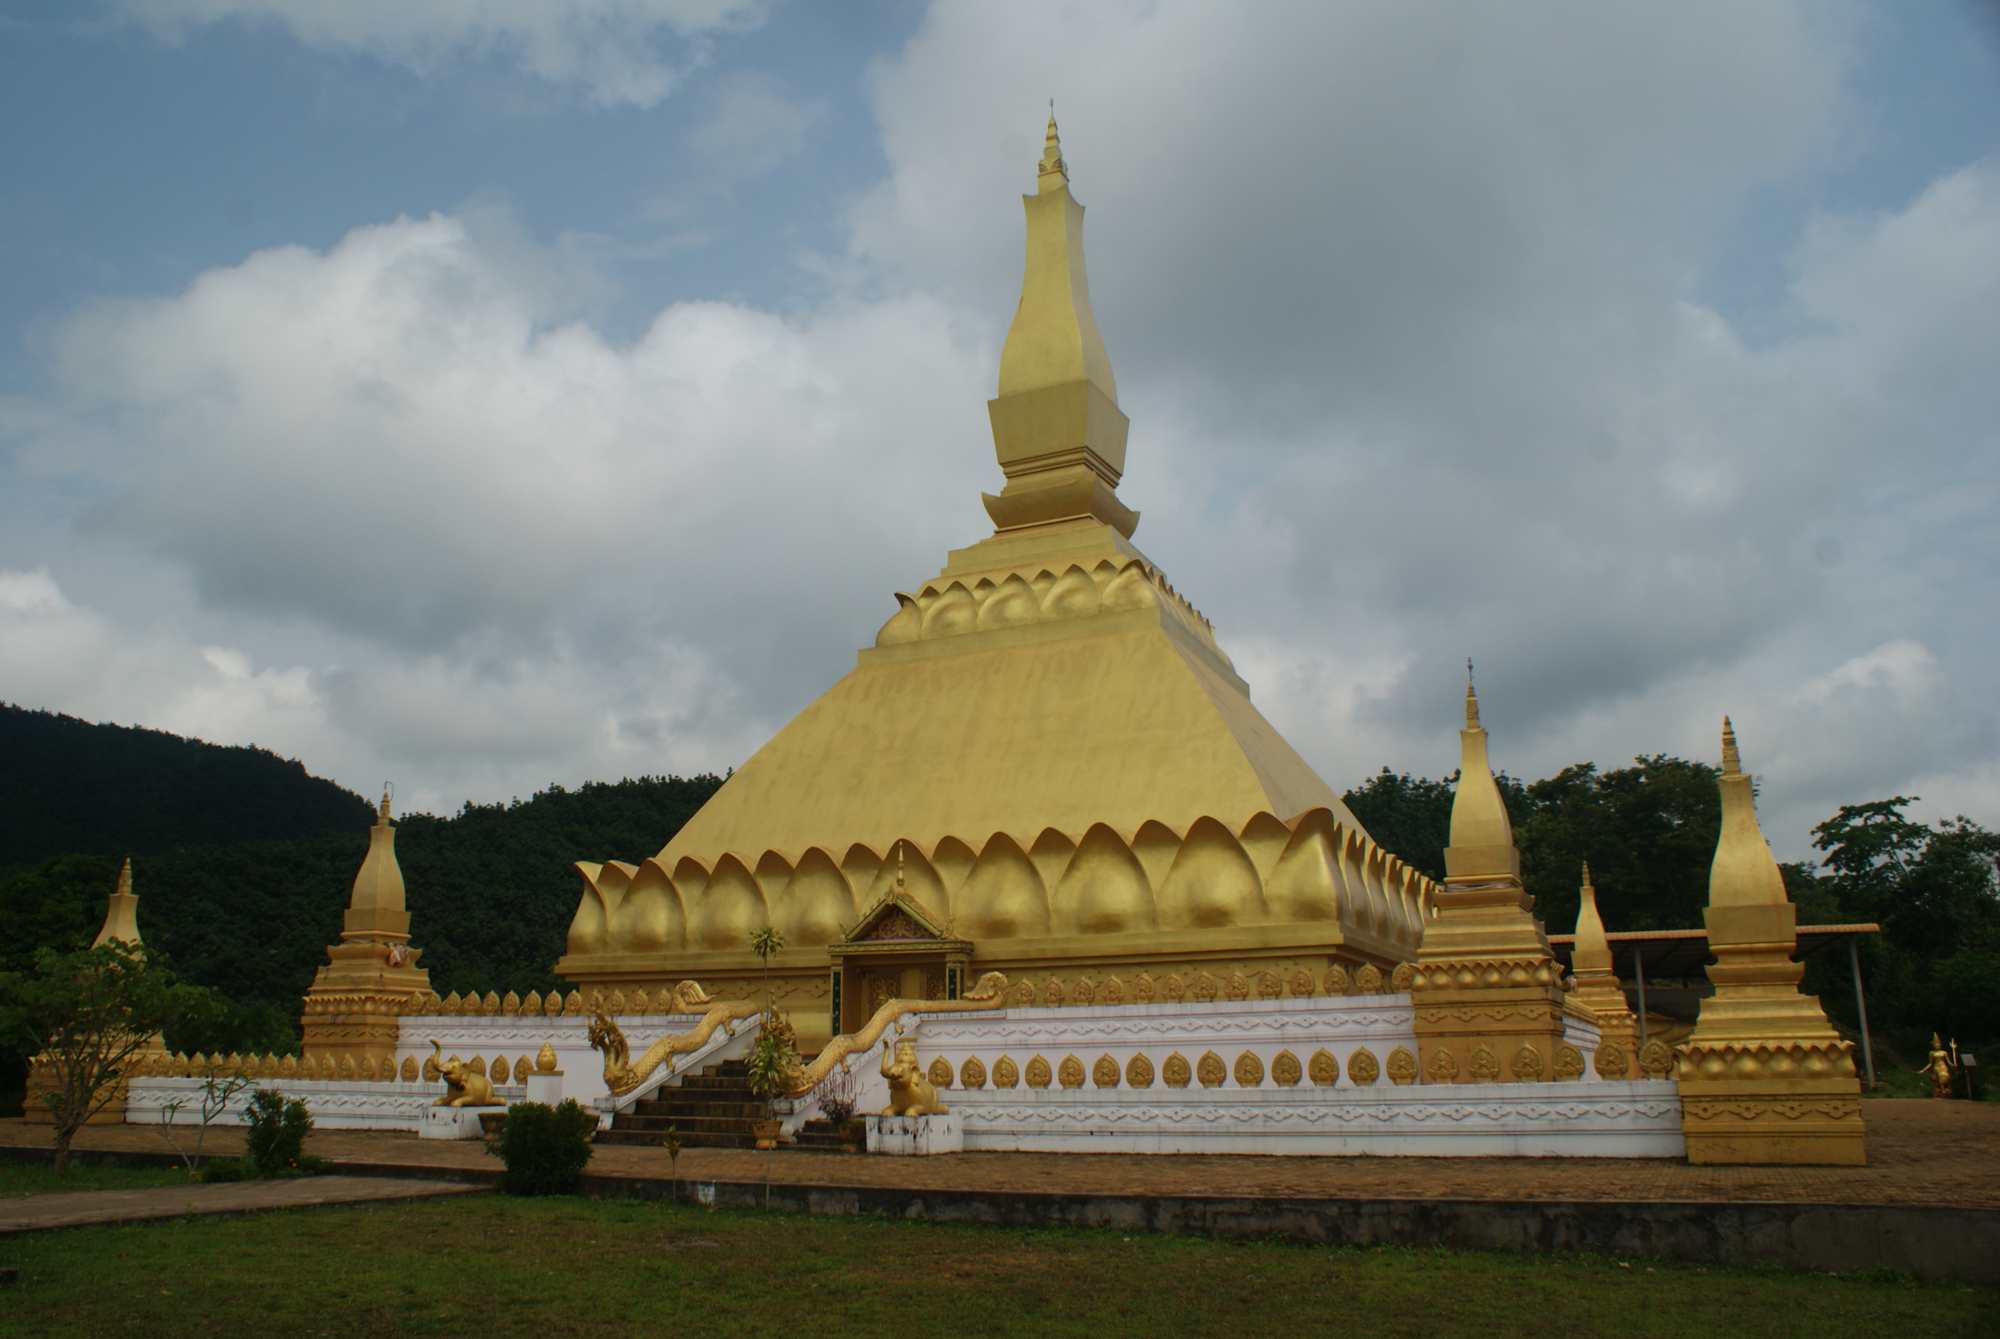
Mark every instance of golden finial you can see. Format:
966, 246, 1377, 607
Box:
1464, 659, 1481, 730
1038, 101, 1068, 191
1580, 860, 1592, 891
378, 782, 393, 823
116, 856, 133, 898
1721, 716, 1740, 776
895, 840, 906, 895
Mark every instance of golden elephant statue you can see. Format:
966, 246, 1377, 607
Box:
879, 1036, 947, 1117
430, 1040, 502, 1108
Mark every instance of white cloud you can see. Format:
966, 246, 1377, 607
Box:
686, 71, 821, 179
11, 1, 1998, 868
10, 209, 995, 811
116, 0, 769, 107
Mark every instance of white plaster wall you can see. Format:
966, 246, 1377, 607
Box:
894, 994, 1681, 1157
126, 1076, 522, 1132
947, 1081, 1685, 1157
915, 993, 1422, 1091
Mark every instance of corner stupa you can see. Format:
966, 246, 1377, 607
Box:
92, 856, 144, 951
559, 118, 1436, 1045
301, 786, 432, 1070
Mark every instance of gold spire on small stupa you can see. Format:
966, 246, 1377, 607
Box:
1445, 667, 1516, 881
1710, 716, 1786, 908
343, 780, 411, 942
91, 856, 144, 951
1572, 861, 1612, 975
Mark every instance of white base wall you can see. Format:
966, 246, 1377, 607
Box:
890, 994, 1676, 1157
950, 1081, 1685, 1157
127, 1076, 527, 1132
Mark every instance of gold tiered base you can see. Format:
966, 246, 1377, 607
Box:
1677, 1039, 1866, 1165
1409, 955, 1566, 1083
300, 940, 431, 1072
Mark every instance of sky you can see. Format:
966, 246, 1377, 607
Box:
1, 1, 1996, 864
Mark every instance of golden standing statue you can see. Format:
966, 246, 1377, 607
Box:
1919, 1033, 1956, 1100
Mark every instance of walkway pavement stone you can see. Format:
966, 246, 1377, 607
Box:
0, 1175, 484, 1235
4, 1100, 1994, 1209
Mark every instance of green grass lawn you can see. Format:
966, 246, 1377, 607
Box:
0, 1160, 192, 1198
0, 1193, 1990, 1339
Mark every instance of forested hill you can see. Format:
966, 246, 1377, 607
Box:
0, 703, 375, 870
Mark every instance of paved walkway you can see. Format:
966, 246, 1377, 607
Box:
5, 1099, 1994, 1209
0, 1174, 483, 1235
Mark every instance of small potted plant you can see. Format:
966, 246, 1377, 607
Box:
815, 1063, 862, 1152
744, 927, 794, 1150
744, 1016, 798, 1150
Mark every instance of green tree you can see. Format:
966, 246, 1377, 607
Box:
0, 940, 218, 1173
1813, 800, 2000, 1049
1516, 755, 1721, 935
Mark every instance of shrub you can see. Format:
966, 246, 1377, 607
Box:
488, 1099, 596, 1196
197, 1157, 251, 1183
242, 1088, 312, 1176
815, 1063, 858, 1125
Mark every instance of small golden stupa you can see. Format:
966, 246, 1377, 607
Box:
1406, 679, 1566, 1082
558, 117, 1437, 1046
300, 786, 432, 1069
1677, 719, 1865, 1164
1567, 864, 1640, 1078
26, 857, 154, 1125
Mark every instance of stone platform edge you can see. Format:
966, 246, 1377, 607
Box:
5, 1145, 1994, 1285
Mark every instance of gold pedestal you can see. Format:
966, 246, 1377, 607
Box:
1409, 959, 1566, 1083
300, 940, 430, 1072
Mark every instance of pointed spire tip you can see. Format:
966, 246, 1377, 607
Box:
1037, 102, 1068, 189
1721, 716, 1741, 776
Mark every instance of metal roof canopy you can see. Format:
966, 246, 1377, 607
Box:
1547, 922, 1880, 978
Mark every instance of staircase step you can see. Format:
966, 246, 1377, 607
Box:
596, 1129, 757, 1149
633, 1104, 763, 1121
615, 1115, 757, 1132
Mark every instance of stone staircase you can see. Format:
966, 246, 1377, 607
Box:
790, 1118, 862, 1153
596, 1058, 763, 1148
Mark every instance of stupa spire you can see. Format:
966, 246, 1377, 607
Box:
342, 780, 411, 943
91, 856, 144, 951
1038, 104, 1067, 191
985, 108, 1137, 538
1572, 862, 1612, 975
1445, 672, 1517, 881
1709, 716, 1786, 908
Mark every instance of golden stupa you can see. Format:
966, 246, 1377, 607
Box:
557, 117, 1436, 1046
